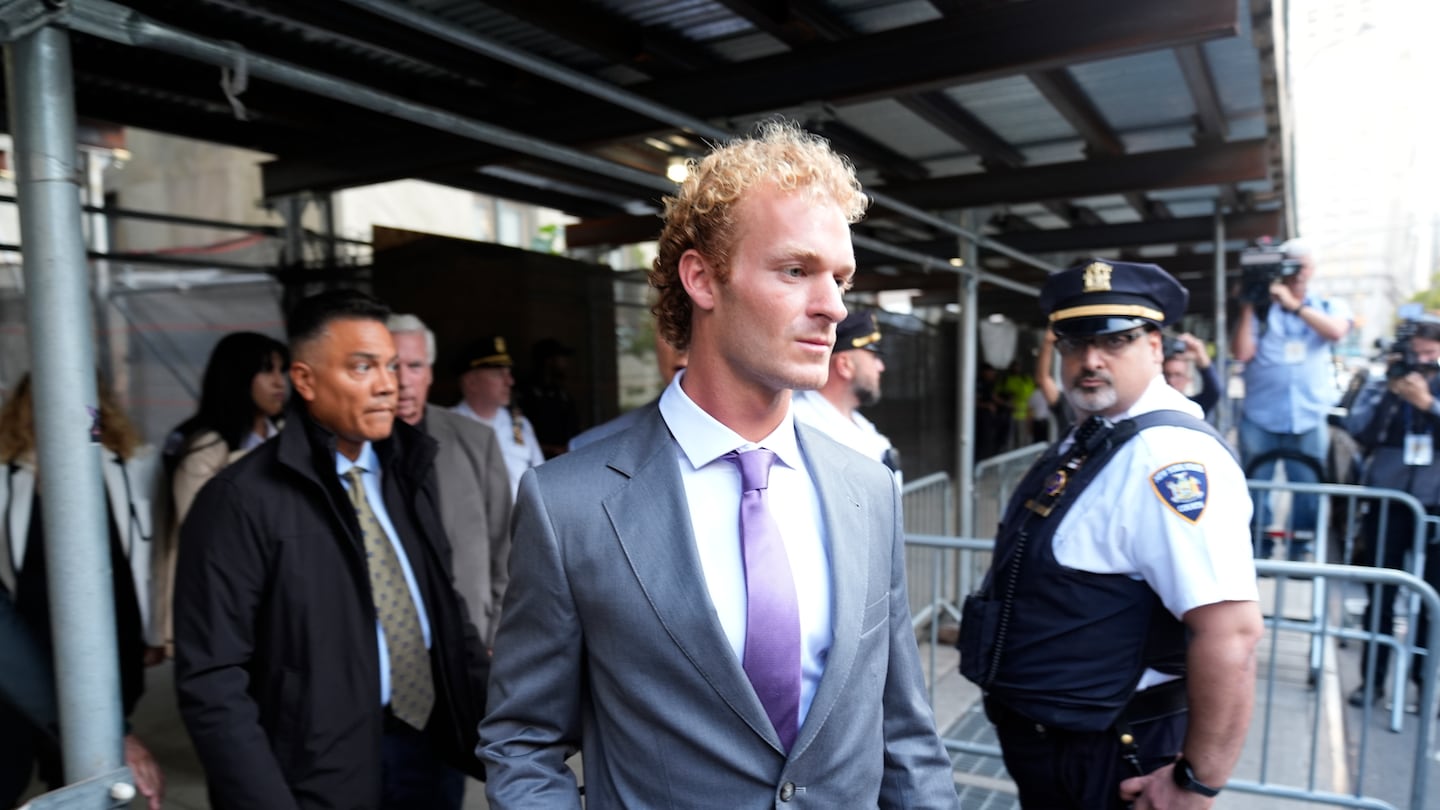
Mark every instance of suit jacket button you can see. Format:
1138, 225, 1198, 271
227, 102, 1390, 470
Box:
779, 782, 796, 801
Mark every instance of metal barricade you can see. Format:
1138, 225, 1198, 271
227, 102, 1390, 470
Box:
958, 443, 1045, 612
903, 471, 954, 536
901, 473, 956, 635
1249, 480, 1432, 733
1237, 561, 1440, 810
969, 443, 1045, 538
904, 532, 1440, 810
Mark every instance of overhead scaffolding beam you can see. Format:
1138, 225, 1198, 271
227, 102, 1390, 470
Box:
993, 211, 1280, 253
334, 0, 1061, 274
540, 0, 1239, 117
266, 0, 1238, 237
65, 0, 677, 195
881, 140, 1270, 209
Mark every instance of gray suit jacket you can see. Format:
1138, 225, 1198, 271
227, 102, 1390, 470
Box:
479, 406, 958, 809
425, 407, 513, 646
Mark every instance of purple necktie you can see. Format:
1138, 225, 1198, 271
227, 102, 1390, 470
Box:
726, 448, 801, 750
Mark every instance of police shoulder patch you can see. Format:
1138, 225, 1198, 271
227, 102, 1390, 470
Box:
1149, 461, 1208, 524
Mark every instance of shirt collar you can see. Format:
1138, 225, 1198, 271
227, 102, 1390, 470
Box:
335, 441, 379, 478
658, 370, 804, 472
1112, 374, 1204, 421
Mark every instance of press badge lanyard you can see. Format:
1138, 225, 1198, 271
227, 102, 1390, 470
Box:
1279, 298, 1315, 365
1403, 406, 1433, 467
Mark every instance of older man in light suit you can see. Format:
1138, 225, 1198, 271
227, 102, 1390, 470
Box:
479, 121, 958, 809
388, 313, 512, 648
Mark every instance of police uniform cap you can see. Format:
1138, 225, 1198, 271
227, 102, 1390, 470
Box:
835, 310, 882, 353
1039, 258, 1189, 337
456, 335, 514, 373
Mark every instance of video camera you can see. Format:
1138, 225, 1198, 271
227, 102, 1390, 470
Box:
1380, 305, 1440, 380
1238, 238, 1304, 309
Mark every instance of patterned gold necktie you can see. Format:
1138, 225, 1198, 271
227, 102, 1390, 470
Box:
344, 467, 434, 729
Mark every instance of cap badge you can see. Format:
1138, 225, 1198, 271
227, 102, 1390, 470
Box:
495, 336, 507, 353
1082, 261, 1113, 293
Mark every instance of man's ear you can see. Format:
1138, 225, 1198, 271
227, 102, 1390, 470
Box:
833, 352, 856, 381
290, 360, 318, 403
1146, 331, 1165, 364
678, 249, 717, 313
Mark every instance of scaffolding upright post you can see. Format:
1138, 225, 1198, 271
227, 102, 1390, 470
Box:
1213, 211, 1230, 433
957, 210, 980, 539
5, 23, 125, 786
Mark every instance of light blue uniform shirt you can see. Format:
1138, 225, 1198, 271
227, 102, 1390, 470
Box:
336, 442, 433, 707
1241, 295, 1352, 433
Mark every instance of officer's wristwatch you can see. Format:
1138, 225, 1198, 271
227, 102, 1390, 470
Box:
1171, 757, 1221, 797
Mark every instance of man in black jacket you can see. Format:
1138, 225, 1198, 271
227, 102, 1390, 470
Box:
174, 289, 488, 810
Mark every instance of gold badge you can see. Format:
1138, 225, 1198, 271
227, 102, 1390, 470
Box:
495, 336, 507, 353
1082, 261, 1113, 293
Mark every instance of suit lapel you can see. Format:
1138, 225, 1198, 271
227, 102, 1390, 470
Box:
791, 425, 868, 755
601, 407, 781, 748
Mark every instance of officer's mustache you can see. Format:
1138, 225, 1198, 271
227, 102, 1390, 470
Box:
1070, 371, 1112, 388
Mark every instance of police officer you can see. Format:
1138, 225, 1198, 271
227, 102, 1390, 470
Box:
1343, 313, 1440, 708
792, 309, 902, 484
959, 259, 1263, 809
452, 335, 545, 500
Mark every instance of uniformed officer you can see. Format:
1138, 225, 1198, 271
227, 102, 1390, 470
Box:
958, 258, 1263, 809
452, 335, 545, 500
792, 309, 902, 484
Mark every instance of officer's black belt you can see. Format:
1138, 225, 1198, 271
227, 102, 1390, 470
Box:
1118, 678, 1188, 726
983, 679, 1187, 736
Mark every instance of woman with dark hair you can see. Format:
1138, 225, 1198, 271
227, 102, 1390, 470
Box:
0, 372, 164, 808
152, 331, 288, 657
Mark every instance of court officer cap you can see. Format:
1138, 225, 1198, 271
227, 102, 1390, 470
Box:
835, 310, 883, 353
1039, 258, 1188, 337
456, 335, 514, 374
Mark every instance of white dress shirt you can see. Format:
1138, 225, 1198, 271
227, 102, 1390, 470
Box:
658, 372, 834, 728
790, 389, 901, 486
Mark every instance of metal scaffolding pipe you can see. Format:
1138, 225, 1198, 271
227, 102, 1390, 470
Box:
957, 212, 981, 539
70, 0, 1059, 281
335, 0, 1063, 276
4, 24, 125, 785
66, 0, 674, 195
1212, 211, 1230, 433
852, 234, 1040, 297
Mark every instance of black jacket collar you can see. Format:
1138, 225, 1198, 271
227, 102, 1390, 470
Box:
275, 401, 438, 489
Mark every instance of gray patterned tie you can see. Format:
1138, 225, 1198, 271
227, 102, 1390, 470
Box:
344, 467, 434, 729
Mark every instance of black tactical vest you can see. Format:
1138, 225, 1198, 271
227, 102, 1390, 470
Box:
959, 409, 1231, 732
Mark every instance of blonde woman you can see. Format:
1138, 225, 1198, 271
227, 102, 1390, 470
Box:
0, 373, 164, 808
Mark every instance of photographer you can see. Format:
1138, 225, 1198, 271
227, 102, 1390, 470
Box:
1164, 333, 1221, 416
1342, 315, 1440, 707
1233, 238, 1352, 560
